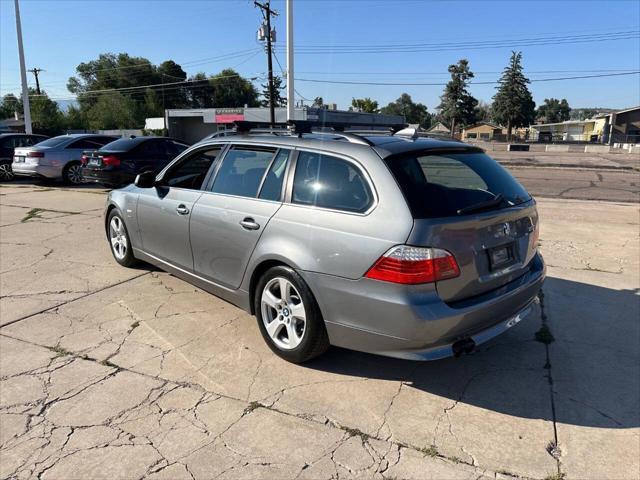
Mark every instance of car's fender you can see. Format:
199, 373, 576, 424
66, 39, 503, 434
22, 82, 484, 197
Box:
105, 187, 141, 249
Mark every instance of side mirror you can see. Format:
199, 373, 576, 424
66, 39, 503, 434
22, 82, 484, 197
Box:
134, 170, 157, 188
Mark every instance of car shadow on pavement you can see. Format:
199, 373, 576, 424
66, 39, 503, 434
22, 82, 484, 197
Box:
303, 276, 639, 429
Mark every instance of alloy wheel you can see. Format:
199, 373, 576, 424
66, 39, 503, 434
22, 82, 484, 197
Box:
109, 216, 128, 260
67, 164, 84, 184
0, 164, 14, 181
260, 277, 307, 350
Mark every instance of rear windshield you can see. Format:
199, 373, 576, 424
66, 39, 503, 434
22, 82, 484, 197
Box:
33, 136, 70, 148
99, 138, 137, 151
385, 150, 531, 218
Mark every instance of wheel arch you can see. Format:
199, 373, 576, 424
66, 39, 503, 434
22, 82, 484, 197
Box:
248, 259, 292, 315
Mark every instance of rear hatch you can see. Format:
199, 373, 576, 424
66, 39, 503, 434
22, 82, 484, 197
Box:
385, 148, 539, 303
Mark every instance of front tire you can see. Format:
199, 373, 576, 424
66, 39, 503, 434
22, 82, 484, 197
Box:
63, 161, 84, 185
255, 266, 329, 363
107, 209, 137, 267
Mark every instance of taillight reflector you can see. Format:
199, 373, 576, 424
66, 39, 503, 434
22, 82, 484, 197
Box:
27, 151, 44, 158
365, 245, 460, 284
102, 155, 120, 166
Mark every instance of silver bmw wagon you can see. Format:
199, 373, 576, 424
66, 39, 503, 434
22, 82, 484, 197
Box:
105, 126, 545, 363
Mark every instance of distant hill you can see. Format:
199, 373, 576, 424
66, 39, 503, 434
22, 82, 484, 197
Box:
57, 99, 78, 112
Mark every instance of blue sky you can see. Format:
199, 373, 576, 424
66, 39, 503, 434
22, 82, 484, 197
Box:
1, 0, 639, 111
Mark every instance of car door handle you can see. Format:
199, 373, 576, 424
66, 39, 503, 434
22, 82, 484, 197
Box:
176, 204, 190, 215
239, 217, 260, 230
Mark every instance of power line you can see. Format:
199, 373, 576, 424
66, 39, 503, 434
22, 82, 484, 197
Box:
294, 70, 640, 86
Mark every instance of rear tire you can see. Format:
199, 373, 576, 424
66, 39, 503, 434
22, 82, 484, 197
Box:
0, 162, 14, 181
62, 161, 84, 185
107, 209, 138, 267
254, 266, 330, 363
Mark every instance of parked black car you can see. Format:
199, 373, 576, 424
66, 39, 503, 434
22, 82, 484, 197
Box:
0, 133, 49, 181
81, 136, 189, 187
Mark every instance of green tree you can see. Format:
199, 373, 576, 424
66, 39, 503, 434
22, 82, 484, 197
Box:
186, 72, 216, 108
350, 97, 379, 113
474, 100, 492, 123
209, 69, 259, 108
536, 98, 571, 123
157, 60, 188, 109
380, 93, 431, 128
260, 76, 287, 107
29, 90, 65, 135
492, 51, 536, 141
63, 105, 87, 131
85, 92, 137, 130
0, 94, 20, 119
437, 59, 478, 136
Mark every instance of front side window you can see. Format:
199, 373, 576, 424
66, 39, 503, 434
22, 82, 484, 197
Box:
211, 146, 276, 198
292, 151, 373, 213
163, 146, 222, 190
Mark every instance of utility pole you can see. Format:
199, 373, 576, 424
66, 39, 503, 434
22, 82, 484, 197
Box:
14, 0, 32, 134
28, 68, 43, 95
255, 1, 278, 127
286, 0, 294, 122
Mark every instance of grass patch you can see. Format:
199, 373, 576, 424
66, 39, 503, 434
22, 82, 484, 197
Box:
244, 401, 263, 414
49, 345, 73, 358
544, 473, 566, 480
420, 445, 439, 457
20, 207, 80, 223
21, 208, 45, 222
340, 426, 371, 441
448, 456, 461, 464
535, 323, 555, 345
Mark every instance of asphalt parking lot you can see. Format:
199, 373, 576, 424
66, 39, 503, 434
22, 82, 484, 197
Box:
1, 181, 638, 480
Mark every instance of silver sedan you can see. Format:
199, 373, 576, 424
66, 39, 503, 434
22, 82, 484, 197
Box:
13, 134, 117, 184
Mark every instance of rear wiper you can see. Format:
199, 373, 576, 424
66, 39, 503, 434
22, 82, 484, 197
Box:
457, 193, 504, 215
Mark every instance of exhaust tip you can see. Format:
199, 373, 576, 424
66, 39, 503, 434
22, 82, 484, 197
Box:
452, 338, 476, 358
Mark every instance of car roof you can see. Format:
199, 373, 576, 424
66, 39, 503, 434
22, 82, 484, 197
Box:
0, 133, 47, 138
195, 132, 480, 160
101, 136, 187, 147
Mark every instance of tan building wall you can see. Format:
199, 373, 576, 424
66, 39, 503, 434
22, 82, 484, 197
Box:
462, 123, 503, 140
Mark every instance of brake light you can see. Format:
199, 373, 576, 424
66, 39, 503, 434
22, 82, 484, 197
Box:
27, 151, 44, 158
80, 155, 89, 165
102, 155, 120, 167
365, 245, 460, 284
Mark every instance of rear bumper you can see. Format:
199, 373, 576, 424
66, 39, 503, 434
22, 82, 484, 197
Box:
12, 163, 60, 179
300, 252, 545, 360
83, 168, 134, 187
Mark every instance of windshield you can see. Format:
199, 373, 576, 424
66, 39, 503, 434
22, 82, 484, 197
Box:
385, 150, 531, 218
33, 136, 70, 148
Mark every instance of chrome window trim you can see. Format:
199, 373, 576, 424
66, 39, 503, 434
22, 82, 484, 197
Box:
286, 147, 379, 217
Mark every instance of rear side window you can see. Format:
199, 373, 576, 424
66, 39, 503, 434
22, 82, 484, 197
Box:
211, 146, 275, 198
293, 151, 373, 213
385, 150, 531, 218
258, 149, 290, 201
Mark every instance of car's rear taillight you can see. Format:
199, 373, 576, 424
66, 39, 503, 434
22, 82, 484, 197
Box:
365, 245, 460, 284
102, 155, 120, 167
80, 155, 89, 165
27, 151, 44, 158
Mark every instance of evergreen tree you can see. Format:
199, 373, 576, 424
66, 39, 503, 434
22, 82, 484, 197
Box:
437, 59, 478, 137
380, 93, 431, 128
492, 51, 536, 141
260, 76, 287, 108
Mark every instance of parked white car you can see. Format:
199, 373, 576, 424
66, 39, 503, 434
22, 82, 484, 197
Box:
13, 134, 117, 184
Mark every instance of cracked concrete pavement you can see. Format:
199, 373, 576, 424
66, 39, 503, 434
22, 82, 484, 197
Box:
1, 182, 638, 479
